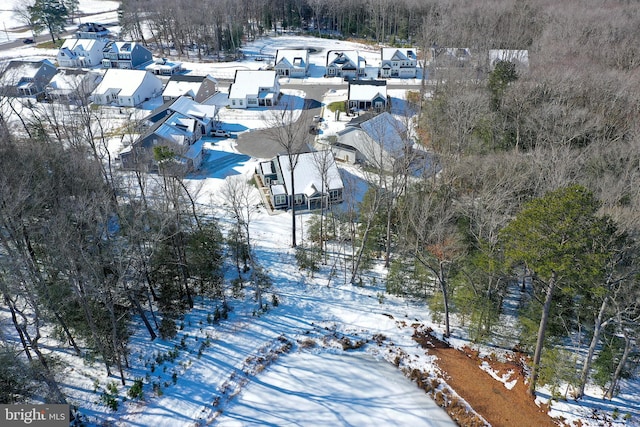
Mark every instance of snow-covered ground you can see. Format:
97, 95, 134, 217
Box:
0, 2, 639, 426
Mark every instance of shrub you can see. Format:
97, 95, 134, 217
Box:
127, 378, 144, 400
159, 317, 177, 340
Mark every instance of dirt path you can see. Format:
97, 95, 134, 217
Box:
413, 327, 558, 427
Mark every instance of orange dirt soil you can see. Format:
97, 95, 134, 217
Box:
413, 327, 559, 427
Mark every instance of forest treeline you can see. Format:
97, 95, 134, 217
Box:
0, 0, 639, 410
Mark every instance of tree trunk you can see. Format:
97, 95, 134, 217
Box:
128, 292, 157, 340
605, 331, 632, 400
439, 260, 451, 338
529, 272, 556, 396
577, 296, 609, 398
290, 166, 297, 248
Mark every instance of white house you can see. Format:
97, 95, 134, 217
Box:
274, 49, 310, 77
256, 151, 344, 211
326, 50, 366, 79
45, 69, 103, 102
161, 74, 218, 102
380, 47, 418, 78
57, 38, 109, 68
91, 69, 162, 107
347, 80, 387, 112
335, 112, 410, 170
145, 58, 183, 76
228, 70, 280, 109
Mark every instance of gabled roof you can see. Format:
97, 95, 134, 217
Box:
277, 151, 343, 196
1, 59, 55, 85
162, 74, 217, 100
154, 112, 197, 145
359, 112, 407, 154
61, 37, 105, 52
327, 50, 364, 69
381, 47, 417, 61
46, 69, 102, 93
93, 69, 154, 97
104, 41, 147, 54
146, 96, 216, 124
348, 80, 387, 101
229, 70, 277, 99
275, 49, 308, 68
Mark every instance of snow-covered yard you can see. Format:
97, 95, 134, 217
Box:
0, 2, 639, 426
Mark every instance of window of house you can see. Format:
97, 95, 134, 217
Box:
294, 194, 304, 205
274, 194, 287, 205
232, 100, 236, 105
329, 189, 342, 202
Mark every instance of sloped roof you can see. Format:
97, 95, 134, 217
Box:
61, 37, 105, 53
276, 49, 308, 68
327, 50, 363, 68
162, 74, 216, 99
277, 151, 343, 196
46, 69, 102, 93
229, 70, 277, 99
349, 80, 387, 101
1, 59, 55, 85
93, 69, 155, 97
381, 48, 417, 61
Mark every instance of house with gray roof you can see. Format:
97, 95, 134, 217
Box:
45, 69, 103, 103
145, 58, 183, 76
145, 95, 218, 136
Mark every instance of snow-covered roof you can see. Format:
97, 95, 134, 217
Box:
155, 112, 197, 145
229, 70, 277, 99
146, 60, 183, 73
93, 69, 154, 97
275, 49, 308, 68
349, 81, 387, 101
1, 59, 55, 85
169, 96, 216, 121
381, 48, 417, 61
327, 50, 363, 68
489, 49, 529, 68
162, 74, 216, 99
60, 37, 105, 52
277, 151, 343, 196
46, 69, 102, 93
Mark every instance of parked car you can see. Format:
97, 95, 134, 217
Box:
23, 38, 35, 44
211, 129, 231, 138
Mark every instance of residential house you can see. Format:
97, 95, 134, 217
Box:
228, 70, 280, 109
0, 59, 57, 97
335, 112, 410, 170
274, 49, 310, 77
347, 79, 387, 112
75, 22, 110, 39
45, 69, 103, 102
161, 74, 218, 102
57, 38, 109, 68
145, 58, 183, 76
255, 151, 344, 211
145, 95, 218, 136
379, 47, 418, 78
102, 41, 153, 70
326, 50, 366, 79
91, 69, 162, 107
488, 49, 529, 71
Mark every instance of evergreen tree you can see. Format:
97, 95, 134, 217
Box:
28, 0, 68, 44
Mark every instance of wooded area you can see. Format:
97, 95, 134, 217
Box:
1, 0, 639, 410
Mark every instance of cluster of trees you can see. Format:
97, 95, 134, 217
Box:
0, 88, 245, 402
2, 0, 639, 407
303, 0, 640, 399
13, 0, 79, 44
